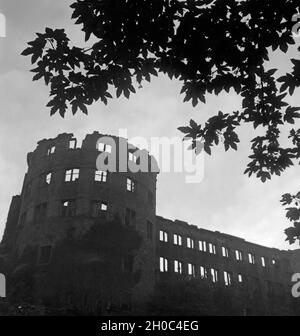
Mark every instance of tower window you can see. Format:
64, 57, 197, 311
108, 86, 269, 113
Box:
235, 250, 243, 261
174, 260, 183, 274
19, 212, 26, 226
224, 271, 232, 286
125, 208, 136, 227
65, 168, 80, 182
222, 246, 229, 258
159, 230, 168, 243
46, 172, 52, 184
91, 201, 108, 217
97, 142, 112, 153
95, 170, 107, 182
128, 152, 137, 163
62, 200, 76, 217
261, 256, 266, 267
173, 233, 182, 246
127, 177, 136, 192
159, 257, 168, 273
47, 145, 55, 155
187, 237, 194, 249
69, 138, 77, 149
238, 274, 243, 283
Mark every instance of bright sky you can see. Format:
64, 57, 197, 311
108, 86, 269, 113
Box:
0, 0, 299, 250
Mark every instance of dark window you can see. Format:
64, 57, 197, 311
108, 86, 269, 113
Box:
148, 190, 154, 205
125, 208, 136, 226
62, 200, 76, 217
147, 221, 153, 241
35, 203, 47, 219
38, 245, 52, 265
91, 201, 108, 218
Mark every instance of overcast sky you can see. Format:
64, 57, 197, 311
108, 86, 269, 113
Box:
0, 0, 299, 250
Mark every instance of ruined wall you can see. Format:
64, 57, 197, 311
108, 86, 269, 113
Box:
155, 216, 295, 315
13, 132, 158, 309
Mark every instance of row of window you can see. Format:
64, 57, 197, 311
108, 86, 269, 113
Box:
46, 139, 139, 163
159, 257, 242, 286
32, 169, 136, 192
20, 202, 155, 242
25, 169, 156, 202
159, 230, 278, 268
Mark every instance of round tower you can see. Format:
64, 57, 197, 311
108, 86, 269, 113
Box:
15, 131, 159, 310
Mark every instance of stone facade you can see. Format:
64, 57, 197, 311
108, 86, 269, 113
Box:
1, 132, 300, 315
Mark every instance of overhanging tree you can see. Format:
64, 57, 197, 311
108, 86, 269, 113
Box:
21, 0, 300, 244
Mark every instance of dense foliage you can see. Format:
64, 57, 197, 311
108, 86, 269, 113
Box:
22, 0, 300, 244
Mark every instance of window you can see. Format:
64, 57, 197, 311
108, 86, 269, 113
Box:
199, 240, 207, 252
147, 221, 153, 241
65, 168, 80, 182
222, 246, 229, 258
91, 201, 108, 217
174, 260, 183, 274
38, 245, 52, 265
35, 203, 47, 219
271, 259, 276, 265
128, 152, 137, 163
248, 253, 255, 264
211, 268, 218, 283
187, 237, 194, 249
173, 233, 182, 246
235, 250, 243, 261
238, 274, 243, 283
61, 200, 76, 217
200, 266, 208, 279
125, 208, 136, 226
224, 271, 232, 286
47, 145, 55, 155
188, 263, 195, 277
95, 170, 107, 182
159, 257, 168, 273
261, 256, 266, 267
98, 142, 112, 153
46, 172, 52, 184
159, 230, 168, 243
69, 138, 77, 149
208, 242, 216, 254
127, 177, 136, 192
